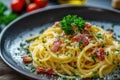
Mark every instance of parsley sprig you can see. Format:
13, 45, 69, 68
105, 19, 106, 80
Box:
60, 15, 85, 35
0, 1, 18, 29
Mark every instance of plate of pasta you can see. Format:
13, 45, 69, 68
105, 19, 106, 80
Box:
0, 5, 120, 80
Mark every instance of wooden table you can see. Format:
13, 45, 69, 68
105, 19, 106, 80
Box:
0, 58, 29, 80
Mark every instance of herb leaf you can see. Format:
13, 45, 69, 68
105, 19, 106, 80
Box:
79, 41, 83, 47
105, 51, 109, 56
91, 54, 96, 63
96, 33, 102, 39
0, 1, 18, 29
60, 15, 85, 35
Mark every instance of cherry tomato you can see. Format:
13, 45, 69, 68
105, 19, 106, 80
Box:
34, 0, 49, 8
26, 3, 39, 12
11, 0, 25, 12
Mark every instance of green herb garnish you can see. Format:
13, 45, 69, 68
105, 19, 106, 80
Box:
0, 2, 8, 14
39, 29, 45, 34
101, 25, 104, 29
15, 53, 18, 55
92, 71, 97, 74
115, 49, 119, 52
24, 48, 30, 54
60, 15, 85, 35
2, 13, 18, 25
92, 76, 98, 80
105, 51, 109, 56
112, 61, 116, 65
79, 41, 83, 47
30, 66, 36, 73
91, 54, 96, 63
72, 72, 80, 78
25, 64, 28, 66
55, 53, 59, 57
42, 37, 46, 43
118, 35, 120, 38
111, 23, 116, 28
20, 43, 26, 48
62, 77, 68, 80
113, 74, 118, 78
0, 1, 18, 29
67, 53, 73, 57
17, 48, 20, 50
106, 29, 113, 32
96, 33, 102, 39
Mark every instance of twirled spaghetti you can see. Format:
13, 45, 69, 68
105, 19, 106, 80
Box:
26, 18, 120, 79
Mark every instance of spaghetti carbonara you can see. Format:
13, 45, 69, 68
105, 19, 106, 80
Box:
26, 15, 120, 79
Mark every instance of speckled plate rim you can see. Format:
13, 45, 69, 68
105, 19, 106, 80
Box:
0, 4, 120, 80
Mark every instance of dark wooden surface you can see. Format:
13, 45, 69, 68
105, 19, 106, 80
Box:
0, 58, 29, 80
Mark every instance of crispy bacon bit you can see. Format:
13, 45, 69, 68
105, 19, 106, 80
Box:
82, 30, 89, 34
87, 48, 94, 52
36, 67, 56, 75
22, 56, 32, 63
72, 33, 89, 47
69, 34, 75, 38
45, 68, 56, 75
54, 22, 60, 27
81, 29, 94, 39
94, 48, 105, 61
36, 66, 46, 74
82, 36, 89, 47
85, 22, 92, 29
72, 33, 82, 42
51, 40, 63, 52
87, 34, 94, 39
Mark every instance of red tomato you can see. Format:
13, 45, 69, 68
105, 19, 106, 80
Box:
11, 0, 25, 12
34, 0, 49, 8
26, 3, 39, 12
94, 48, 105, 61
